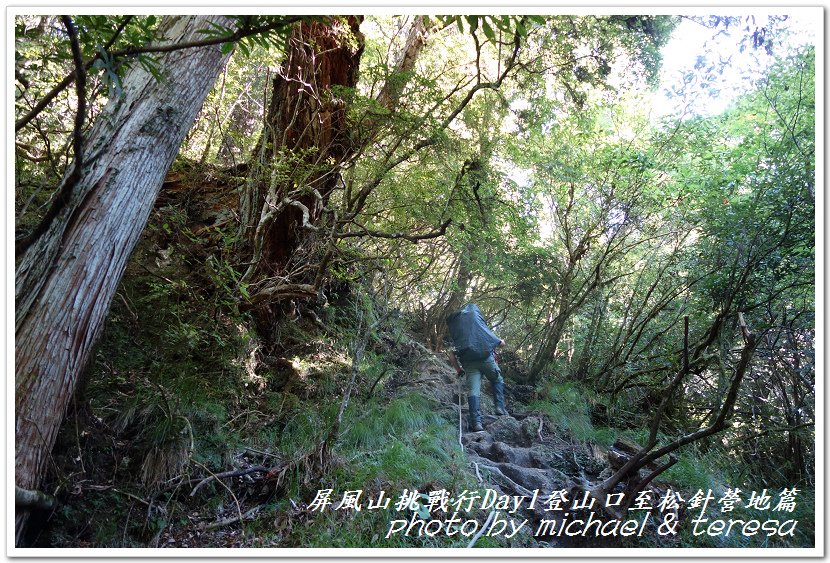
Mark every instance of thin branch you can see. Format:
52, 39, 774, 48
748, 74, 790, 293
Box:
15, 15, 307, 132
337, 219, 452, 243
191, 460, 245, 536
15, 15, 87, 257
347, 29, 523, 217
365, 366, 391, 400
477, 464, 535, 498
329, 301, 384, 444
15, 15, 133, 132
189, 465, 268, 497
201, 505, 263, 531
285, 198, 319, 231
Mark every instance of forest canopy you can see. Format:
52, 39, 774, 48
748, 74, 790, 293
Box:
12, 12, 818, 551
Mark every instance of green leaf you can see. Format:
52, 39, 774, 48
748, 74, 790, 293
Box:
220, 41, 234, 54
482, 20, 496, 44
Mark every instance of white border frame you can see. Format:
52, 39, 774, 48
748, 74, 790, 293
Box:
6, 3, 824, 559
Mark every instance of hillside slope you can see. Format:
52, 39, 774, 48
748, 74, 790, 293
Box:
31, 162, 812, 550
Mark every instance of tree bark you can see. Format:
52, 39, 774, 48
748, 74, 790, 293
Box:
14, 15, 232, 545
238, 17, 364, 328
375, 16, 429, 110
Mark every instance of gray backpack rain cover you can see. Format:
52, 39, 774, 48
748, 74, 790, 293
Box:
446, 304, 501, 362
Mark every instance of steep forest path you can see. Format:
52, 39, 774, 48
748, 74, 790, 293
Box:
386, 350, 616, 546
147, 162, 610, 543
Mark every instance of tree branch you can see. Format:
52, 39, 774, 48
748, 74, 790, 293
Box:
594, 314, 758, 497
15, 485, 56, 510
337, 218, 452, 243
15, 15, 87, 257
15, 16, 307, 132
200, 505, 263, 531
347, 29, 523, 217
15, 15, 133, 132
108, 16, 307, 58
189, 465, 269, 497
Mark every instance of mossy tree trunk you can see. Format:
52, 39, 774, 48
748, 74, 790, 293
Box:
14, 15, 232, 545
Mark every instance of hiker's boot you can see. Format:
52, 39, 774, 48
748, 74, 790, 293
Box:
493, 380, 509, 416
468, 395, 484, 432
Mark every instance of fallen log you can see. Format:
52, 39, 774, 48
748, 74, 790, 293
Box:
15, 486, 56, 511
607, 439, 664, 473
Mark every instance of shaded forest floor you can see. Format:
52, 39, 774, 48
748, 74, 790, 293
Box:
29, 309, 692, 549
32, 284, 657, 547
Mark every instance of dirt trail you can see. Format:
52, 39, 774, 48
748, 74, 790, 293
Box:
393, 353, 612, 546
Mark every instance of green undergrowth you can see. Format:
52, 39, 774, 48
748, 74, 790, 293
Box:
266, 393, 485, 548
526, 378, 815, 548
527, 381, 615, 447
41, 206, 492, 547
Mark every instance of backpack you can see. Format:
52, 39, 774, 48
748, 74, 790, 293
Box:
446, 304, 501, 363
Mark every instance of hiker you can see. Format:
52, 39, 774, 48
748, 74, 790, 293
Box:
446, 303, 508, 432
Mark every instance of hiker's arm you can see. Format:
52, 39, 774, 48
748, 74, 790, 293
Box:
448, 350, 464, 375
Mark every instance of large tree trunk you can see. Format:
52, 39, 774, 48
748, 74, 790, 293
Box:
238, 17, 364, 332
14, 15, 232, 545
